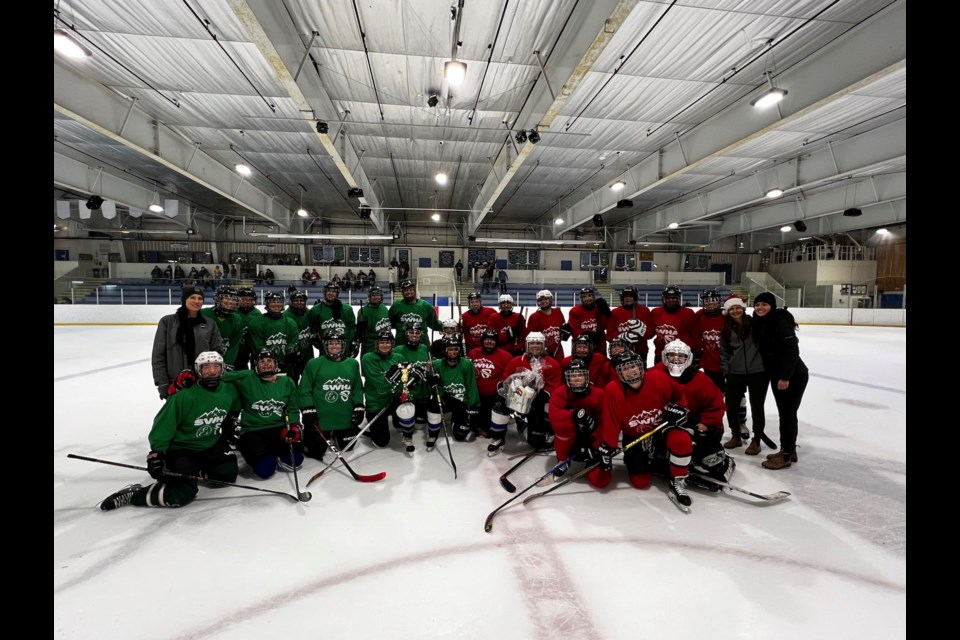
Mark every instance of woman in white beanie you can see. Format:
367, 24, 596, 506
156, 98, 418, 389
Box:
719, 296, 769, 453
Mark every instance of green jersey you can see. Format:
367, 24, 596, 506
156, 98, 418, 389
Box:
201, 308, 245, 365
307, 301, 356, 343
361, 350, 404, 412
356, 302, 392, 354
393, 343, 431, 401
148, 382, 240, 452
283, 308, 315, 361
389, 299, 442, 346
299, 356, 363, 431
223, 369, 300, 433
430, 358, 481, 407
247, 314, 300, 358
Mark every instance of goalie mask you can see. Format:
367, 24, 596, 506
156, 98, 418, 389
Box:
662, 339, 693, 378
255, 348, 279, 379
564, 359, 591, 395
195, 351, 225, 389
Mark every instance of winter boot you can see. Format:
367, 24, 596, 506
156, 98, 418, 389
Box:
744, 439, 762, 456
99, 484, 142, 511
762, 451, 793, 470
766, 450, 798, 463
723, 434, 743, 449
669, 476, 692, 507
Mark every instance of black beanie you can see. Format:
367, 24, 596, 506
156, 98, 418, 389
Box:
181, 285, 204, 306
753, 292, 777, 309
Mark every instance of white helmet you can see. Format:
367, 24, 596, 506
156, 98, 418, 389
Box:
536, 290, 553, 301
442, 318, 459, 336
525, 331, 546, 357
194, 351, 225, 388
498, 294, 514, 305
662, 339, 693, 378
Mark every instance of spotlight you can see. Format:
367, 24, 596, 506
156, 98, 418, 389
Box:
316, 121, 329, 134
234, 163, 252, 177
444, 60, 467, 85
592, 214, 604, 227
610, 181, 626, 192
751, 72, 788, 109
766, 187, 784, 198
514, 130, 527, 145
435, 172, 448, 186
528, 129, 540, 144
348, 188, 364, 199
843, 208, 862, 217
793, 221, 807, 232
616, 199, 633, 209
427, 94, 439, 108
85, 196, 104, 210
431, 212, 441, 222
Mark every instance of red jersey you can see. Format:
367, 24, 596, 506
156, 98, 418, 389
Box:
651, 306, 698, 360
606, 305, 656, 355
548, 384, 606, 461
489, 311, 526, 354
503, 354, 562, 394
561, 352, 612, 389
468, 346, 513, 397
651, 364, 725, 432
460, 307, 499, 351
526, 308, 566, 359
693, 309, 725, 373
599, 368, 683, 445
568, 305, 610, 350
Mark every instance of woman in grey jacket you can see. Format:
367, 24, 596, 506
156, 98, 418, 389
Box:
152, 285, 224, 399
719, 296, 769, 454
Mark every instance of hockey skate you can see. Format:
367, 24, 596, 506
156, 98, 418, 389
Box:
668, 476, 692, 512
425, 430, 440, 451
99, 484, 141, 511
402, 433, 415, 454
487, 436, 505, 457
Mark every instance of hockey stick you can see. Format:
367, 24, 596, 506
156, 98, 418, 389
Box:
499, 447, 550, 493
507, 449, 551, 461
309, 425, 387, 484
67, 453, 306, 503
523, 421, 668, 506
305, 405, 390, 486
688, 472, 791, 502
285, 416, 312, 501
428, 363, 458, 479
484, 457, 574, 533
759, 433, 778, 449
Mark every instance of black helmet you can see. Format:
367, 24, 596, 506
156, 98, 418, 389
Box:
663, 285, 682, 298
467, 292, 481, 302
613, 351, 644, 385
481, 328, 499, 352
255, 348, 279, 378
214, 285, 239, 315
442, 336, 462, 364
324, 281, 340, 292
572, 334, 594, 358
323, 332, 347, 360
264, 291, 285, 317
564, 358, 591, 394
375, 330, 395, 356
368, 286, 384, 301
400, 279, 415, 290
619, 286, 639, 304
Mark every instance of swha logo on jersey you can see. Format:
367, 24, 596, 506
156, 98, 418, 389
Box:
251, 398, 285, 417
194, 408, 228, 438
323, 376, 352, 402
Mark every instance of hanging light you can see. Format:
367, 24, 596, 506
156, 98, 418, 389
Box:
766, 187, 784, 198
296, 186, 308, 217
780, 225, 792, 232
751, 72, 788, 109
431, 212, 441, 222
54, 28, 91, 59
235, 163, 252, 177
554, 217, 564, 225
435, 172, 448, 186
610, 181, 626, 192
444, 60, 467, 85
668, 222, 679, 229
431, 235, 438, 243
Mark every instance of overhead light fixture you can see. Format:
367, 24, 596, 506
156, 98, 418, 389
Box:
435, 172, 448, 186
668, 222, 679, 229
610, 181, 626, 192
235, 163, 252, 177
316, 121, 329, 134
554, 217, 564, 225
843, 207, 863, 217
528, 130, 540, 144
427, 94, 439, 108
254, 233, 395, 241
358, 205, 372, 220
780, 225, 792, 232
750, 72, 788, 109
148, 204, 164, 213
766, 187, 784, 198
472, 238, 596, 246
876, 228, 889, 235
54, 28, 91, 59
85, 196, 104, 210
514, 130, 527, 145
444, 60, 467, 85
592, 214, 604, 227
348, 187, 364, 199
431, 236, 438, 243
296, 185, 308, 217
431, 212, 441, 222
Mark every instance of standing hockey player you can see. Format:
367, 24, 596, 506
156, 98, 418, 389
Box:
100, 351, 240, 510
651, 285, 698, 364
298, 332, 365, 460
561, 334, 613, 388
362, 331, 409, 448
246, 291, 300, 373
388, 279, 442, 347
233, 287, 262, 369
606, 286, 655, 365
307, 282, 357, 355
201, 286, 244, 370
283, 290, 314, 382
356, 287, 392, 360
426, 338, 481, 447
568, 286, 611, 351
460, 292, 499, 352
468, 329, 513, 438
547, 360, 610, 487
526, 290, 568, 360
489, 294, 525, 355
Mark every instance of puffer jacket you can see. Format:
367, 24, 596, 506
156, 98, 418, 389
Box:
152, 310, 224, 391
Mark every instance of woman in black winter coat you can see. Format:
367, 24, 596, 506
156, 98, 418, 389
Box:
751, 292, 808, 470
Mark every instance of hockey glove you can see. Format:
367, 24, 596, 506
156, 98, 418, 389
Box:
597, 442, 615, 472
281, 423, 303, 444
157, 384, 170, 400
406, 366, 426, 386
167, 369, 197, 397
352, 406, 366, 428
146, 450, 165, 480
301, 407, 318, 431
596, 298, 611, 318
661, 403, 689, 428
427, 372, 442, 392
350, 340, 362, 358
573, 408, 596, 435
385, 363, 402, 383
559, 323, 573, 342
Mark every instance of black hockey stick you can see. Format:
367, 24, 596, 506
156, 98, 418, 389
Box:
484, 457, 573, 533
285, 416, 312, 501
429, 367, 458, 479
307, 425, 387, 485
523, 421, 668, 506
305, 405, 389, 486
688, 472, 791, 502
67, 453, 307, 503
499, 447, 550, 493
759, 433, 778, 449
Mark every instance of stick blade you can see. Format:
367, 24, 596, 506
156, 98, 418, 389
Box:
499, 477, 517, 493
358, 471, 387, 483
483, 514, 495, 533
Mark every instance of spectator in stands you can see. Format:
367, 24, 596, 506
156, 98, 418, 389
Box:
197, 266, 211, 290
188, 267, 199, 282
301, 269, 311, 285
399, 260, 411, 281
152, 285, 223, 400
229, 264, 238, 280
368, 268, 377, 287
390, 257, 399, 269
294, 255, 302, 266
254, 270, 265, 285
151, 265, 163, 283
497, 268, 508, 294
343, 270, 354, 291
264, 268, 275, 286
163, 265, 173, 284
387, 266, 396, 293
455, 259, 463, 283
310, 268, 320, 284
357, 270, 368, 291
174, 264, 186, 283
213, 265, 223, 286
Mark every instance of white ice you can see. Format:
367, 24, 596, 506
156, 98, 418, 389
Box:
54, 324, 906, 640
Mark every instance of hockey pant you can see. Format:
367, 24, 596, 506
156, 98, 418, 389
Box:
237, 425, 304, 479
365, 401, 398, 447
428, 394, 478, 441
621, 426, 693, 489
131, 441, 238, 508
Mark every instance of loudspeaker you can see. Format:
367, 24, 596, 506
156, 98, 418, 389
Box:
359, 206, 371, 219
843, 208, 862, 217
85, 196, 104, 210
794, 221, 807, 232
468, 235, 476, 242
348, 188, 364, 199
592, 214, 604, 227
616, 199, 633, 209
316, 121, 329, 134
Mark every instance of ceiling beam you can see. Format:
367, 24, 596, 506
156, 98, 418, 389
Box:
555, 1, 907, 237
466, 0, 635, 236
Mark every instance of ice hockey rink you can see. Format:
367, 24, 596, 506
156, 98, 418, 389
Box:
54, 321, 905, 640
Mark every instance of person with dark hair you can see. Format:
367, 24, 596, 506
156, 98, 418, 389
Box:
605, 286, 655, 365
388, 279, 442, 347
751, 292, 809, 470
264, 268, 275, 286
247, 291, 300, 373
151, 285, 224, 400
301, 269, 312, 285
455, 259, 464, 284
201, 286, 244, 371
719, 296, 769, 452
151, 265, 163, 283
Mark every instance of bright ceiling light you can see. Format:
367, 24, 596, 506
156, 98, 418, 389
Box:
751, 73, 788, 109
780, 225, 792, 232
148, 204, 164, 213
766, 187, 784, 198
876, 228, 890, 235
444, 60, 467, 85
235, 163, 252, 177
435, 172, 448, 186
297, 208, 309, 217
668, 222, 679, 229
554, 217, 564, 225
431, 236, 438, 242
54, 29, 91, 59
254, 233, 395, 241
472, 238, 596, 246
610, 181, 626, 192
431, 212, 441, 222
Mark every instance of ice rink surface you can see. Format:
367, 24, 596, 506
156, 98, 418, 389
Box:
54, 323, 905, 640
